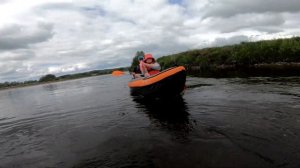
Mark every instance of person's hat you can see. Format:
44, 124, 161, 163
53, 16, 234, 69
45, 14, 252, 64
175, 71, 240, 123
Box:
143, 53, 155, 62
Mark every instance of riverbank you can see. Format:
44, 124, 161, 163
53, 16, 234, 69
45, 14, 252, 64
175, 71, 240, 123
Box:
187, 62, 300, 77
157, 37, 300, 77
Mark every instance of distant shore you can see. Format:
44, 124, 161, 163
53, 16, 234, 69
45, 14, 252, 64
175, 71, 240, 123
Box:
0, 75, 102, 91
0, 68, 129, 91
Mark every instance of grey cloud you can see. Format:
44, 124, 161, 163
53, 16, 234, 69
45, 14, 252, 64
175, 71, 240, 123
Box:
211, 35, 251, 47
35, 2, 107, 21
37, 2, 75, 11
36, 2, 106, 18
0, 23, 54, 50
0, 49, 35, 61
138, 40, 190, 57
209, 13, 285, 33
0, 64, 15, 76
255, 27, 283, 34
0, 0, 7, 4
80, 6, 106, 17
203, 0, 300, 18
0, 25, 22, 37
0, 61, 22, 81
0, 50, 36, 82
0, 70, 33, 82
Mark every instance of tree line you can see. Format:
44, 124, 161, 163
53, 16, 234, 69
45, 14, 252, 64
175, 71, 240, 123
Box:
0, 67, 129, 89
157, 37, 300, 70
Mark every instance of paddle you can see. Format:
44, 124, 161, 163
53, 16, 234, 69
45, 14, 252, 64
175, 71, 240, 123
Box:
112, 70, 125, 77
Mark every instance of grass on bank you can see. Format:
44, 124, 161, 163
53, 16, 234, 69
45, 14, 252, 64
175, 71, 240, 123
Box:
157, 37, 300, 70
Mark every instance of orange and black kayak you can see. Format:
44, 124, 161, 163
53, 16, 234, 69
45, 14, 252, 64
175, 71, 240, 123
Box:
128, 66, 186, 98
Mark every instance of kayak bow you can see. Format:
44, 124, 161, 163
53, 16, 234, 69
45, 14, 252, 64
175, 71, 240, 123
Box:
128, 66, 186, 98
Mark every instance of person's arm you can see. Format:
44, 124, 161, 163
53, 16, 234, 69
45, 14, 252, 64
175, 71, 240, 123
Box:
139, 61, 149, 76
143, 62, 161, 70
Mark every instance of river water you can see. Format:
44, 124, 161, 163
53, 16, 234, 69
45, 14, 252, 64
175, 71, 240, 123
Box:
0, 75, 299, 168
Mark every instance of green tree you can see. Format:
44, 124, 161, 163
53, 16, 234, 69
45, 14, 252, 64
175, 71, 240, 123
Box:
129, 51, 145, 72
39, 74, 56, 82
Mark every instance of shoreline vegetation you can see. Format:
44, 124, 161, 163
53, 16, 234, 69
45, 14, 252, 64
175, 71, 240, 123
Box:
1, 37, 300, 91
0, 67, 129, 91
157, 37, 300, 77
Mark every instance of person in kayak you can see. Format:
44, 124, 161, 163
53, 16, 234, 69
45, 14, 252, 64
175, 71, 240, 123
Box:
132, 55, 144, 78
139, 53, 161, 77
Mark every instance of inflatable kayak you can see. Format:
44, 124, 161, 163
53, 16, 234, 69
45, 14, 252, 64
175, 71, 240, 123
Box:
128, 66, 186, 98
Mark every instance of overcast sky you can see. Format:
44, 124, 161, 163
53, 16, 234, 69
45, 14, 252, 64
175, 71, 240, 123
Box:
1, 0, 300, 82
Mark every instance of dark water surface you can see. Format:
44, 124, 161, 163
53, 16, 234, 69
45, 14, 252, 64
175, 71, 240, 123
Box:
0, 75, 299, 168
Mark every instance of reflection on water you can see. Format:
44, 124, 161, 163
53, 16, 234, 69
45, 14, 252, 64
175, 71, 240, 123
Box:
42, 83, 58, 91
133, 96, 193, 140
133, 96, 189, 122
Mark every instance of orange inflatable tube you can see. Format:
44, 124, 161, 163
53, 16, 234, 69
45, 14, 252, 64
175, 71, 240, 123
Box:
112, 70, 124, 76
128, 66, 185, 88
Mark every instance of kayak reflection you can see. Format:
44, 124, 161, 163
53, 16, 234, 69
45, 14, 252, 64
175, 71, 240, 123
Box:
133, 96, 193, 139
